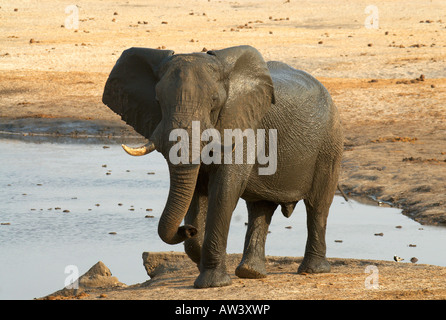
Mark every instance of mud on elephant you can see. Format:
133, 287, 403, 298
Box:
102, 45, 343, 288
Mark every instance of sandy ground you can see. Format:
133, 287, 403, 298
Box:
42, 252, 446, 300
1, 0, 446, 300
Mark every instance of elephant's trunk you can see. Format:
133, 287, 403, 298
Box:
158, 163, 201, 244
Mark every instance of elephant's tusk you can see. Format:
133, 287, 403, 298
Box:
220, 142, 236, 153
121, 141, 156, 156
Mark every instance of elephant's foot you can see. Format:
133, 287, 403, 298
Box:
297, 254, 331, 274
194, 268, 232, 288
235, 260, 267, 279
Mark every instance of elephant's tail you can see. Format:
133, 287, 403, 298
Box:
337, 184, 348, 202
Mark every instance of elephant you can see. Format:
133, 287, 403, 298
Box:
102, 45, 343, 288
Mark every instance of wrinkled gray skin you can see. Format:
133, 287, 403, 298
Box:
102, 45, 343, 288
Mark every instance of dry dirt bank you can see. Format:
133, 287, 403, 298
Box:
1, 0, 445, 224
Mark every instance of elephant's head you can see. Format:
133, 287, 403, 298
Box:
102, 45, 275, 245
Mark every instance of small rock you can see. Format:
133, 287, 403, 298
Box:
142, 252, 194, 278
109, 232, 117, 235
410, 257, 418, 263
113, 12, 118, 15
146, 208, 152, 211
1, 222, 11, 225
145, 215, 155, 218
408, 244, 417, 247
395, 225, 402, 229
334, 240, 343, 243
374, 232, 384, 236
161, 21, 168, 24
99, 293, 107, 298
285, 226, 292, 229
42, 261, 124, 299
368, 43, 373, 47
63, 210, 70, 213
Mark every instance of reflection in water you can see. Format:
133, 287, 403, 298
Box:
1, 139, 445, 299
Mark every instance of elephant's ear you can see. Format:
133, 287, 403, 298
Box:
102, 47, 174, 139
207, 45, 275, 132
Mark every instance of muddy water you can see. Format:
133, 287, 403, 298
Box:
1, 139, 445, 300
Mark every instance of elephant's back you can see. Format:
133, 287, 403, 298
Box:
267, 61, 331, 109
244, 61, 340, 203
264, 61, 334, 149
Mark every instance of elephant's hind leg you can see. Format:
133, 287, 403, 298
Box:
298, 199, 332, 274
236, 200, 277, 279
298, 150, 341, 274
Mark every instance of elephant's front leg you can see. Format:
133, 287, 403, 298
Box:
236, 200, 277, 279
183, 187, 208, 266
193, 167, 248, 288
